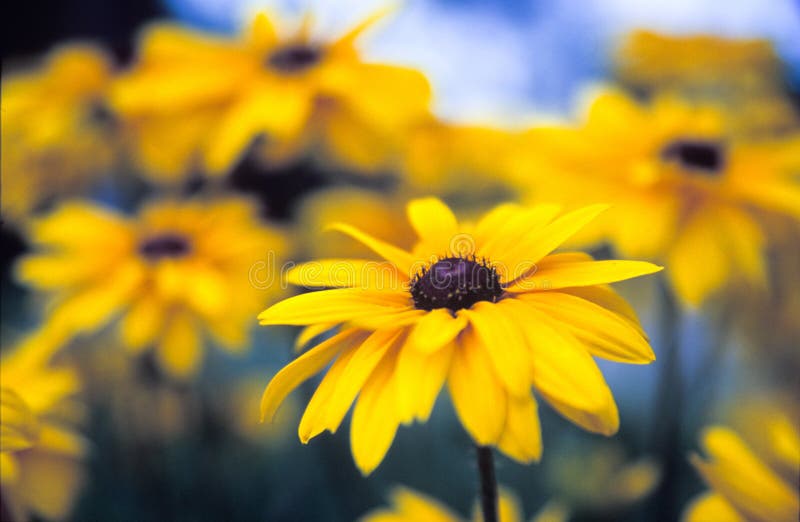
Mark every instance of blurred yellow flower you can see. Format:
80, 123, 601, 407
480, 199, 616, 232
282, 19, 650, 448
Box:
683, 423, 799, 522
360, 486, 566, 522
16, 197, 288, 378
519, 90, 800, 307
259, 197, 660, 474
1, 45, 116, 221
111, 11, 431, 182
547, 441, 660, 516
0, 339, 86, 521
400, 119, 519, 197
614, 31, 798, 136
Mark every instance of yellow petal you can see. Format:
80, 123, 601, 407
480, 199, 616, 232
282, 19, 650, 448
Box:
350, 350, 401, 475
560, 285, 643, 331
286, 259, 402, 289
13, 449, 85, 520
156, 313, 202, 379
326, 223, 417, 276
260, 328, 365, 422
406, 197, 459, 253
682, 492, 744, 522
501, 299, 619, 434
519, 292, 655, 363
294, 323, 336, 353
318, 329, 403, 435
462, 302, 532, 397
496, 393, 542, 463
119, 294, 164, 352
447, 333, 507, 445
395, 340, 454, 424
406, 308, 468, 354
476, 204, 561, 269
496, 205, 609, 281
0, 388, 40, 452
508, 258, 663, 292
257, 288, 412, 326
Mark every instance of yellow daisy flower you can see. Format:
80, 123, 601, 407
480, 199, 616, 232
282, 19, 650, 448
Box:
1, 339, 86, 521
111, 11, 431, 181
683, 422, 799, 522
259, 197, 660, 474
16, 197, 288, 378
614, 31, 798, 136
519, 90, 800, 307
1, 45, 116, 221
360, 486, 568, 522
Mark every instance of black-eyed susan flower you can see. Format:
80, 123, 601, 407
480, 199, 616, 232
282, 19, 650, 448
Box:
1, 45, 116, 221
16, 197, 288, 378
0, 339, 86, 521
111, 11, 431, 181
518, 90, 800, 307
360, 486, 567, 522
683, 421, 799, 522
259, 197, 660, 474
614, 31, 798, 136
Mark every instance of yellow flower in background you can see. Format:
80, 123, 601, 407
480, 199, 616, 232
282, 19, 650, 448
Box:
400, 119, 519, 198
546, 441, 660, 516
360, 486, 567, 522
683, 422, 799, 522
16, 197, 288, 378
518, 90, 800, 307
0, 339, 87, 521
259, 197, 660, 474
1, 45, 116, 221
614, 31, 798, 136
111, 11, 431, 182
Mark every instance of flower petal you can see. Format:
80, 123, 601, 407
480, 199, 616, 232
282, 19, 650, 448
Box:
497, 393, 542, 463
395, 340, 455, 424
518, 292, 655, 363
260, 328, 365, 422
447, 332, 507, 445
156, 312, 202, 378
406, 197, 459, 253
407, 308, 468, 354
508, 258, 663, 292
326, 223, 417, 276
286, 259, 402, 289
257, 288, 412, 326
350, 350, 401, 475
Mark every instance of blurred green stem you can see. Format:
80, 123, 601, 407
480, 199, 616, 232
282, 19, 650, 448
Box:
650, 276, 682, 522
476, 445, 498, 522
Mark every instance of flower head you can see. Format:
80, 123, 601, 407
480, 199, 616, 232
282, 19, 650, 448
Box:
683, 421, 799, 522
16, 197, 288, 378
1, 45, 116, 221
259, 197, 660, 474
518, 90, 800, 306
0, 339, 86, 521
111, 11, 431, 181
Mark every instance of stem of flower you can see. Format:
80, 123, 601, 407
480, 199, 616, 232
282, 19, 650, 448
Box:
476, 445, 498, 522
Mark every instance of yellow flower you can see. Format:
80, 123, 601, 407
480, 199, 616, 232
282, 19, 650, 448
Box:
519, 90, 800, 307
259, 197, 660, 474
614, 31, 798, 136
1, 45, 116, 221
111, 11, 431, 181
0, 339, 86, 521
360, 486, 567, 522
683, 423, 799, 522
16, 197, 288, 378
400, 119, 519, 197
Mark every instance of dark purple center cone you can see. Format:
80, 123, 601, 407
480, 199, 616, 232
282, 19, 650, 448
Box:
410, 257, 503, 312
661, 139, 725, 175
267, 44, 322, 73
139, 233, 191, 261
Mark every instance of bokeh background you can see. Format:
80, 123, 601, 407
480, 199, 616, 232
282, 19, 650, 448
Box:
2, 1, 799, 521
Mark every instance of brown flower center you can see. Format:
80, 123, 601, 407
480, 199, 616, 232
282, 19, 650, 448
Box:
267, 44, 322, 73
139, 233, 191, 261
410, 256, 503, 311
661, 139, 725, 175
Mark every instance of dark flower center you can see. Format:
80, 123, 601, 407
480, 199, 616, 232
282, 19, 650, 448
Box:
139, 233, 191, 261
661, 139, 725, 175
410, 256, 503, 311
267, 44, 322, 73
